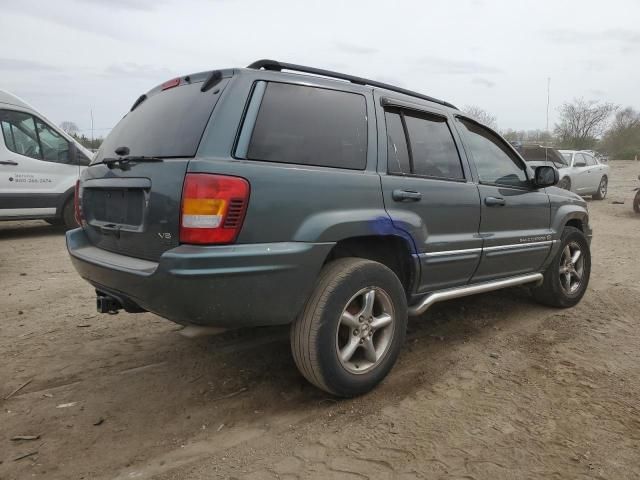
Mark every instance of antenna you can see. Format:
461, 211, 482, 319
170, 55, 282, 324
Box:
546, 77, 551, 141
545, 77, 551, 163
90, 108, 94, 147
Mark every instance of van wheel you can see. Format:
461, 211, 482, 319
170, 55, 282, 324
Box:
593, 176, 607, 200
62, 198, 79, 230
533, 226, 590, 308
290, 258, 407, 397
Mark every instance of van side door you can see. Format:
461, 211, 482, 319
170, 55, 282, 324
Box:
376, 95, 482, 293
454, 117, 552, 282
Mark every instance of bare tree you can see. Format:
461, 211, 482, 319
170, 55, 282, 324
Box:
501, 129, 554, 144
610, 107, 640, 131
554, 98, 617, 149
601, 107, 640, 159
59, 121, 79, 136
462, 105, 497, 129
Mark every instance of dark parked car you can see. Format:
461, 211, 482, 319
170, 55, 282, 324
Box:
67, 60, 592, 396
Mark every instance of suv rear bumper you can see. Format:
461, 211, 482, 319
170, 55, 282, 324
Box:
66, 228, 333, 328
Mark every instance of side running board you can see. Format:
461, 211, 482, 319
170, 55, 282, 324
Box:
408, 273, 544, 316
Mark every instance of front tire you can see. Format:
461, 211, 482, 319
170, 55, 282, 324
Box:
633, 191, 640, 213
593, 176, 607, 200
533, 226, 591, 308
290, 258, 407, 397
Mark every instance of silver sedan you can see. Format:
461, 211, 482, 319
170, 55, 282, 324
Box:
557, 150, 610, 200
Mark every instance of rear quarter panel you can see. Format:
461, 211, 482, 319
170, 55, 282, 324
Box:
194, 70, 392, 245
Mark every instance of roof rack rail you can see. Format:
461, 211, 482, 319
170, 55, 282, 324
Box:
246, 59, 458, 110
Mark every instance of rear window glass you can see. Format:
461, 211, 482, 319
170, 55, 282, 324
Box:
245, 82, 367, 170
97, 81, 224, 159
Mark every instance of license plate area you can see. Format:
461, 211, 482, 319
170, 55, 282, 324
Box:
84, 188, 148, 232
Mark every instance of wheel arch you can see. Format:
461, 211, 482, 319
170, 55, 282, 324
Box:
565, 217, 585, 232
542, 207, 590, 271
322, 234, 419, 298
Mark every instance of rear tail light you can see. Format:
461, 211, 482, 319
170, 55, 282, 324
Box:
74, 180, 84, 225
180, 174, 250, 244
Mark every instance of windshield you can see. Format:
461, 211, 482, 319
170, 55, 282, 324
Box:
95, 80, 226, 162
561, 152, 572, 163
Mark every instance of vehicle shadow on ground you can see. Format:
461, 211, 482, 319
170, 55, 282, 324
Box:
0, 221, 66, 240
95, 286, 543, 414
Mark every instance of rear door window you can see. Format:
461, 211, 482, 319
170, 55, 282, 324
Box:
385, 111, 411, 174
242, 82, 368, 170
403, 113, 464, 179
384, 109, 464, 180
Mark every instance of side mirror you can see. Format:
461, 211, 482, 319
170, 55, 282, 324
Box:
533, 165, 559, 188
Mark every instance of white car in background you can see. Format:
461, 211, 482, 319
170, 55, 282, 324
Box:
558, 150, 610, 200
0, 90, 93, 228
516, 144, 610, 200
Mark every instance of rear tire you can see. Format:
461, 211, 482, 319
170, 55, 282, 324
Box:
290, 258, 407, 397
633, 191, 640, 213
593, 176, 607, 200
533, 226, 590, 308
62, 198, 78, 230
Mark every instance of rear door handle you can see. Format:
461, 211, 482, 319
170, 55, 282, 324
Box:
485, 196, 506, 207
392, 189, 422, 202
0, 160, 18, 166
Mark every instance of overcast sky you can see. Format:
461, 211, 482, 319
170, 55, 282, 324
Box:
1, 0, 638, 137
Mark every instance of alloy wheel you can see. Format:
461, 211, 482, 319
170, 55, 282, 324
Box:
559, 241, 585, 295
336, 287, 395, 374
599, 178, 607, 198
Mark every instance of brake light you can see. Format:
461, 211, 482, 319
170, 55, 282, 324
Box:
161, 77, 181, 90
74, 180, 83, 225
180, 174, 250, 244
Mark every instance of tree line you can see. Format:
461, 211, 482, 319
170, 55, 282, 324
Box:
59, 98, 640, 159
465, 100, 640, 160
59, 121, 104, 150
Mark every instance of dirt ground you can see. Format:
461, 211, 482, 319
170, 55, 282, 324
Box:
1, 161, 639, 480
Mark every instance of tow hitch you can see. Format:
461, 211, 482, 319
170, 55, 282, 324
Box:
96, 295, 122, 314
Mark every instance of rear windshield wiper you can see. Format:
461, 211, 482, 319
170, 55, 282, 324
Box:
92, 156, 164, 169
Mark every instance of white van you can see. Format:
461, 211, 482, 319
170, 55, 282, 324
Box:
0, 90, 93, 228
